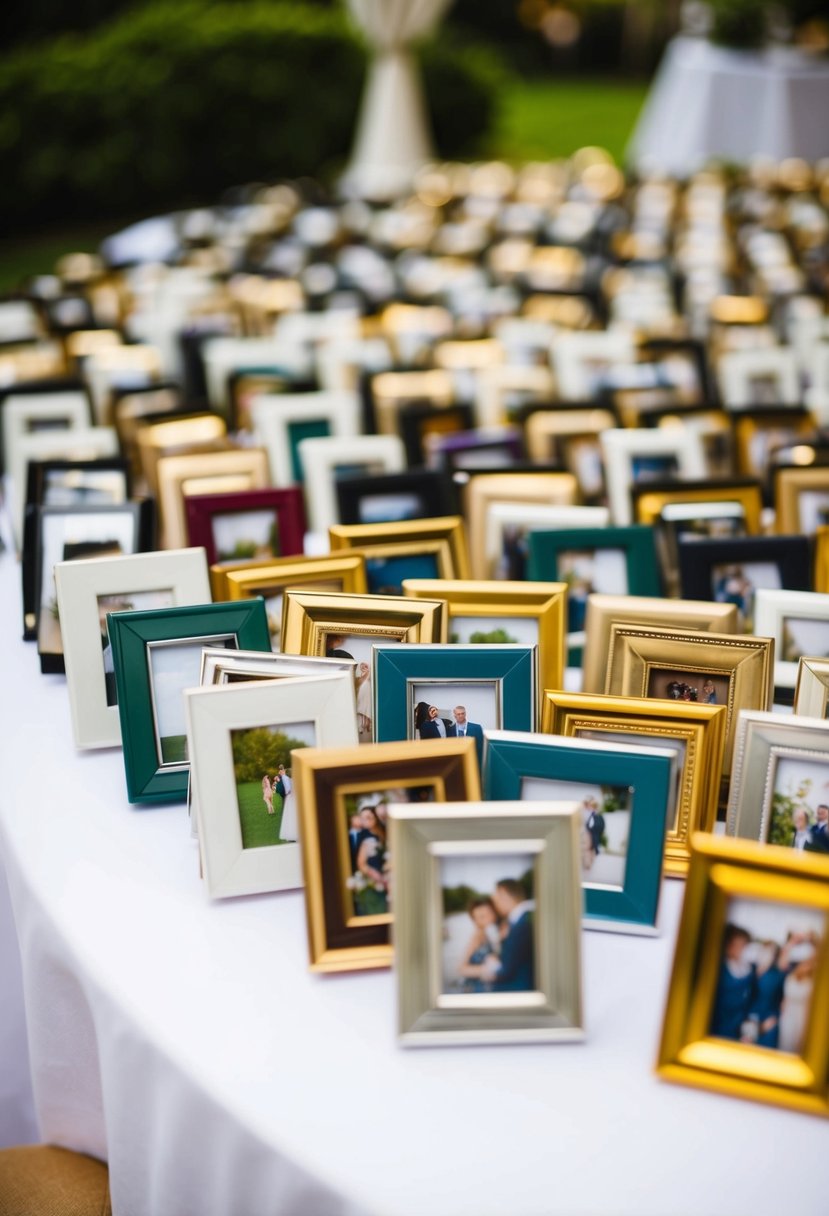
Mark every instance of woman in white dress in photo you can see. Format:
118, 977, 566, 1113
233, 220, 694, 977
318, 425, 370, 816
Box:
276, 764, 297, 842
778, 951, 817, 1055
355, 662, 372, 743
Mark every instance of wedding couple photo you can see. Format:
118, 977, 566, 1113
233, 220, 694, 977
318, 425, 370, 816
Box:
709, 896, 824, 1056
440, 853, 536, 996
230, 719, 314, 850
520, 777, 631, 887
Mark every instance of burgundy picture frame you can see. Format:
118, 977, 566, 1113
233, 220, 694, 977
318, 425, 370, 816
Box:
184, 487, 306, 566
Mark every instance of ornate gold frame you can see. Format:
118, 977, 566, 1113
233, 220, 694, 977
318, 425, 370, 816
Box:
210, 552, 368, 604
280, 589, 446, 656
540, 690, 726, 876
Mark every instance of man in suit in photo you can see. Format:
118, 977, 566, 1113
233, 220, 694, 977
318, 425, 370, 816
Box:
418, 705, 454, 739
807, 803, 829, 853
451, 705, 484, 766
484, 878, 535, 993
584, 797, 605, 867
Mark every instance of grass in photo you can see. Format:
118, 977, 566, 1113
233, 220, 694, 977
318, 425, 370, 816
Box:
232, 720, 316, 849
212, 508, 280, 563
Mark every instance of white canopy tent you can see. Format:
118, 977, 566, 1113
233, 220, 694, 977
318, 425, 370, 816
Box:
341, 0, 453, 200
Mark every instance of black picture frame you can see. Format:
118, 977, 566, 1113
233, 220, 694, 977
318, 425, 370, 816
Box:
335, 468, 456, 526
678, 533, 813, 620
398, 401, 475, 467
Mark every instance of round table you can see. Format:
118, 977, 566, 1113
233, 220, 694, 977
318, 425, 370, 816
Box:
0, 548, 826, 1215
628, 36, 829, 174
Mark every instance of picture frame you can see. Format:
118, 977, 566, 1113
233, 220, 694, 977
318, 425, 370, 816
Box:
25, 457, 131, 513
365, 368, 454, 435
726, 710, 829, 849
599, 427, 707, 526
214, 552, 369, 651
484, 730, 675, 933
135, 413, 228, 496
473, 364, 555, 429
281, 589, 446, 676
335, 468, 456, 527
631, 478, 764, 535
462, 471, 579, 581
540, 690, 726, 876
250, 389, 360, 485
526, 526, 661, 664
551, 329, 636, 400
753, 589, 829, 693
581, 594, 739, 695
401, 577, 565, 700
604, 623, 774, 776
55, 547, 212, 749
398, 401, 475, 467
717, 346, 800, 409
2, 389, 90, 478
199, 646, 355, 688
297, 434, 405, 533
678, 535, 813, 634
482, 502, 610, 582
202, 336, 312, 415
10, 426, 119, 547
108, 599, 272, 803
293, 739, 481, 972
328, 515, 471, 593
186, 672, 360, 898
183, 487, 306, 567
774, 466, 829, 536
437, 427, 525, 474
794, 656, 829, 718
30, 500, 156, 668
733, 408, 816, 480
156, 447, 271, 549
373, 643, 537, 765
656, 832, 829, 1118
391, 800, 585, 1047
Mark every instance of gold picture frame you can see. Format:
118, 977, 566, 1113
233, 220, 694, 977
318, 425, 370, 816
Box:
794, 656, 829, 718
212, 553, 369, 650
540, 690, 726, 876
604, 623, 774, 776
402, 577, 566, 702
293, 739, 481, 972
328, 516, 471, 591
775, 468, 829, 537
463, 473, 579, 580
632, 480, 764, 535
136, 413, 228, 495
582, 594, 739, 695
280, 589, 447, 660
814, 526, 829, 595
656, 833, 829, 1118
156, 448, 270, 549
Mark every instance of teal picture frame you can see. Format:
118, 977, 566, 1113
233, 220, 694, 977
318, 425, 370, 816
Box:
526, 525, 661, 667
483, 730, 673, 934
373, 643, 536, 764
109, 599, 271, 804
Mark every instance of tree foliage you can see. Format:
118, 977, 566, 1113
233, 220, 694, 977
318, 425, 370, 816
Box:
232, 726, 309, 784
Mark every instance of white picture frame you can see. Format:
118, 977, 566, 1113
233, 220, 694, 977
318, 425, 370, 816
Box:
473, 364, 555, 429
9, 426, 119, 547
298, 434, 406, 533
185, 671, 359, 898
753, 588, 829, 691
484, 502, 610, 582
55, 547, 212, 749
600, 427, 706, 526
250, 390, 361, 487
550, 330, 636, 401
199, 646, 356, 686
2, 391, 91, 476
201, 336, 312, 413
717, 346, 800, 409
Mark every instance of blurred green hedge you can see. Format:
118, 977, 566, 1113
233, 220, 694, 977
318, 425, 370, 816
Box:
0, 1, 505, 231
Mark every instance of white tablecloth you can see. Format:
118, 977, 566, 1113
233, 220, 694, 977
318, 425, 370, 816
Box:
0, 546, 827, 1215
629, 36, 829, 174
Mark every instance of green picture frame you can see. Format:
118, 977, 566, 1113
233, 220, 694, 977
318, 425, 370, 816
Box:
108, 599, 272, 803
373, 643, 536, 763
483, 730, 673, 934
525, 525, 661, 667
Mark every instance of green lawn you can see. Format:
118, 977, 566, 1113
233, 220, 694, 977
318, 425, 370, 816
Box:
488, 77, 649, 165
0, 79, 650, 294
160, 734, 188, 765
237, 779, 289, 850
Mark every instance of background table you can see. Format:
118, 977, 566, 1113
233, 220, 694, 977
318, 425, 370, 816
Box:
0, 546, 826, 1215
629, 36, 829, 174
